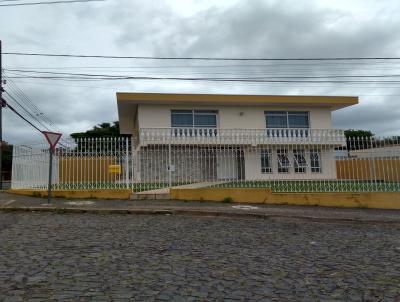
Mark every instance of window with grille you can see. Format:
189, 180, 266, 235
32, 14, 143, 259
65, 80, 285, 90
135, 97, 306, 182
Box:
277, 149, 290, 173
293, 149, 307, 173
261, 149, 272, 173
310, 149, 321, 173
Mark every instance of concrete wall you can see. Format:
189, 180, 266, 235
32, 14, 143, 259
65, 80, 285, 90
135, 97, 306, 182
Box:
59, 157, 123, 183
170, 188, 400, 210
336, 159, 400, 182
137, 104, 332, 129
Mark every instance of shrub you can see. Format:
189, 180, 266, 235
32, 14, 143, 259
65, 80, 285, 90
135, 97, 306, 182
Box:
222, 196, 233, 203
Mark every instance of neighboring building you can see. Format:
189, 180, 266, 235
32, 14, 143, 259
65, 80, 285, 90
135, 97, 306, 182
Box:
117, 93, 358, 183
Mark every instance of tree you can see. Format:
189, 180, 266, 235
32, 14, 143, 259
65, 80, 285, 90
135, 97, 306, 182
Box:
344, 129, 374, 150
344, 129, 374, 139
2, 143, 13, 181
69, 121, 129, 153
70, 121, 124, 139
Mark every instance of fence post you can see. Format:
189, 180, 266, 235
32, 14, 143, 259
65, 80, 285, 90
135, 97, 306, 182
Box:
47, 148, 53, 203
125, 137, 129, 188
168, 141, 172, 188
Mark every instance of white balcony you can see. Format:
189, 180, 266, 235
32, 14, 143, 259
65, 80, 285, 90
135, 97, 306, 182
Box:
138, 128, 346, 146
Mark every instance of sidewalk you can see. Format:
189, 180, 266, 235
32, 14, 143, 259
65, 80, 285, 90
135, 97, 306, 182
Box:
1, 191, 400, 223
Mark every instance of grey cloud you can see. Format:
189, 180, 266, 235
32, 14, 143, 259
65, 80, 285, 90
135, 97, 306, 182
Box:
120, 0, 400, 59
333, 97, 400, 137
1, 0, 400, 143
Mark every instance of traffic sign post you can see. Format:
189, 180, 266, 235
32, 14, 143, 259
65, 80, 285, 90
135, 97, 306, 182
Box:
42, 131, 62, 203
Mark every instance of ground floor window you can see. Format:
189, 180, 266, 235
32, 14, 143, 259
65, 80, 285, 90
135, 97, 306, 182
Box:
277, 149, 290, 173
261, 149, 272, 173
293, 149, 307, 173
310, 149, 321, 173
260, 148, 324, 174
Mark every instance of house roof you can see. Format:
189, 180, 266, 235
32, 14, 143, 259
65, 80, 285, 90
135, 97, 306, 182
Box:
116, 92, 358, 133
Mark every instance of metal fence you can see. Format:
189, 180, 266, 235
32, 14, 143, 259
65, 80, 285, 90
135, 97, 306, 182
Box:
11, 134, 400, 193
12, 137, 133, 190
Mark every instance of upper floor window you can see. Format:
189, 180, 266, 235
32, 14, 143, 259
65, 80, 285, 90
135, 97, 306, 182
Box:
171, 110, 218, 128
265, 111, 309, 128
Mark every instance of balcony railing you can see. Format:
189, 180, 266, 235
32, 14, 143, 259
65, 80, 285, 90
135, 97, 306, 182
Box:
138, 128, 346, 146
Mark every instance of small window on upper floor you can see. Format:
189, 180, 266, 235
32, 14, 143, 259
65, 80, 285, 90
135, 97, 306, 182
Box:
171, 110, 218, 128
265, 111, 309, 128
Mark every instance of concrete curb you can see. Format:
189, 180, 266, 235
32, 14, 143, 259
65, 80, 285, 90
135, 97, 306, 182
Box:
1, 206, 400, 224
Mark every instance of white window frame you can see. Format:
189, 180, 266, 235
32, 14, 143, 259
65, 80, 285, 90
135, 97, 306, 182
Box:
260, 149, 272, 174
265, 111, 310, 129
171, 109, 219, 128
277, 149, 291, 173
293, 149, 308, 173
310, 149, 322, 173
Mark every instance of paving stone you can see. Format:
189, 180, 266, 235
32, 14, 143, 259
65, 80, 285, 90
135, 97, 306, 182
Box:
0, 212, 399, 301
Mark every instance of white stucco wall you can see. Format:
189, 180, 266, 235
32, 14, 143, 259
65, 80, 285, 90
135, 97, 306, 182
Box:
137, 104, 332, 130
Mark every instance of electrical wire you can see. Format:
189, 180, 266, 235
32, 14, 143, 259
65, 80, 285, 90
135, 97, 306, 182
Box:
4, 52, 400, 61
3, 73, 57, 126
4, 90, 52, 131
2, 75, 70, 145
3, 75, 58, 128
5, 68, 400, 79
6, 74, 400, 84
0, 0, 105, 7
1, 98, 42, 132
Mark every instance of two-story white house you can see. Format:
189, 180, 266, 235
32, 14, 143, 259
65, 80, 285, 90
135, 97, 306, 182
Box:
117, 92, 358, 185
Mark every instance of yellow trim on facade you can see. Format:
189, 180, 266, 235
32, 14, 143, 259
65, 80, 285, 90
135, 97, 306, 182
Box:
8, 189, 132, 200
117, 92, 358, 109
170, 188, 400, 210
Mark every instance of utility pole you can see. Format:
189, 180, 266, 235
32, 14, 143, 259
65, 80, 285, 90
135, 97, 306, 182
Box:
0, 40, 3, 190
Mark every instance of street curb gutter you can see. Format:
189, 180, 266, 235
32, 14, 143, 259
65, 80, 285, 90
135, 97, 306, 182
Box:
1, 206, 400, 224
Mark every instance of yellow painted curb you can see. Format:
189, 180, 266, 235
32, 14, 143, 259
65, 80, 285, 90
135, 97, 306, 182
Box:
7, 189, 132, 200
170, 188, 400, 209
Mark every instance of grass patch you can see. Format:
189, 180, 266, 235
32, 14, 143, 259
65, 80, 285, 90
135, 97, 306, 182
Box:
211, 180, 400, 193
24, 180, 400, 194
50, 181, 193, 192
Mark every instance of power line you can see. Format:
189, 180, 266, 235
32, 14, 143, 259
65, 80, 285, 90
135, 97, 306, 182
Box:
3, 75, 59, 128
3, 52, 400, 61
1, 98, 42, 132
11, 77, 400, 90
0, 0, 104, 7
3, 90, 71, 147
5, 68, 400, 79
5, 74, 400, 84
6, 61, 400, 71
3, 78, 70, 145
4, 90, 51, 131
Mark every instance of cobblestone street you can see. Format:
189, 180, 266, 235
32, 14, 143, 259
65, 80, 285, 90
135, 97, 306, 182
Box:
0, 212, 400, 301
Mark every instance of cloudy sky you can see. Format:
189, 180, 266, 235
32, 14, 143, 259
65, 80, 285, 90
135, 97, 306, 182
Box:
1, 0, 399, 144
